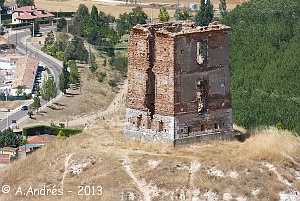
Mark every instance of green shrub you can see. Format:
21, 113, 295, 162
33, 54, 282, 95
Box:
45, 67, 51, 74
108, 79, 117, 88
56, 130, 67, 140
97, 72, 107, 83
22, 125, 82, 137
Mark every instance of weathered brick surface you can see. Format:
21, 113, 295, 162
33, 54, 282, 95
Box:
125, 21, 234, 146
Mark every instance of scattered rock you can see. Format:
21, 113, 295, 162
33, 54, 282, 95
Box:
279, 189, 300, 201
263, 162, 292, 186
68, 156, 96, 175
202, 190, 219, 200
235, 196, 247, 201
147, 159, 161, 169
252, 188, 261, 197
223, 192, 233, 200
206, 166, 224, 177
229, 171, 239, 179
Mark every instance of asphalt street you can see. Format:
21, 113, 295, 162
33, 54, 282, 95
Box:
0, 28, 62, 131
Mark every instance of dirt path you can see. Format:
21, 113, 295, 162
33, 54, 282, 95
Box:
122, 155, 151, 201
67, 79, 127, 128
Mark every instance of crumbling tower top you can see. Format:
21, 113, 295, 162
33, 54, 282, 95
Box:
132, 21, 230, 37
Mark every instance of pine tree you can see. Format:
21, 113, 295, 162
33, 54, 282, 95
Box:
194, 0, 214, 26
31, 94, 41, 113
59, 62, 70, 93
174, 8, 191, 21
74, 4, 89, 24
44, 31, 55, 47
158, 7, 170, 22
90, 5, 99, 26
41, 78, 57, 104
174, 7, 181, 21
219, 0, 228, 19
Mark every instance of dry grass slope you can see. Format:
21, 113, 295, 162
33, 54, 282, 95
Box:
0, 116, 300, 200
240, 127, 300, 162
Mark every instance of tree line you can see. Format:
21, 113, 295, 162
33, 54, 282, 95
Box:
221, 0, 300, 134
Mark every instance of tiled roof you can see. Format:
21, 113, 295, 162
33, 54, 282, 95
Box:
11, 56, 38, 89
17, 12, 37, 20
13, 6, 54, 21
0, 36, 13, 45
14, 6, 45, 13
27, 136, 51, 144
0, 147, 18, 151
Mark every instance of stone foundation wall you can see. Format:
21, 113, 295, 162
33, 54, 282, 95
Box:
174, 109, 233, 139
174, 132, 234, 146
124, 108, 175, 144
125, 108, 234, 146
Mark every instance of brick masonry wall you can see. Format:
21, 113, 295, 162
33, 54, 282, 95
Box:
152, 33, 175, 116
127, 28, 150, 111
125, 22, 234, 146
173, 28, 232, 136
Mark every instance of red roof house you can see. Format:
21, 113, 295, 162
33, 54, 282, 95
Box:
12, 5, 54, 24
0, 36, 14, 50
27, 136, 51, 145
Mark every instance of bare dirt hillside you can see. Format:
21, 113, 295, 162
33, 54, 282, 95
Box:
0, 119, 300, 200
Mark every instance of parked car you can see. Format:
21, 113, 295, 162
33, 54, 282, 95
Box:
38, 66, 46, 71
21, 105, 28, 110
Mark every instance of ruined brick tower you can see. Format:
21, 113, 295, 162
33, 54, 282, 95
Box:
125, 21, 233, 146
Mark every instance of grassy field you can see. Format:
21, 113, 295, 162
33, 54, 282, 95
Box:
33, 0, 249, 18
115, 41, 128, 55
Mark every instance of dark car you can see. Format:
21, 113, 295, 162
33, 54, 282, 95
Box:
21, 105, 28, 110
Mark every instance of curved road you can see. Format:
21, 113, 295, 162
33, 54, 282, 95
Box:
8, 28, 62, 89
0, 28, 62, 131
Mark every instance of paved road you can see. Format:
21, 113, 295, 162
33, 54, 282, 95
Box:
0, 109, 30, 131
0, 28, 62, 131
8, 28, 62, 90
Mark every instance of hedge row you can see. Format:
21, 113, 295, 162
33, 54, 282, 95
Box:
1, 14, 12, 21
4, 22, 31, 29
4, 21, 53, 29
22, 125, 82, 137
49, 12, 75, 18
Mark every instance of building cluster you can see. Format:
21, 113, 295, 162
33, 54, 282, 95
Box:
11, 5, 54, 24
0, 135, 52, 165
0, 55, 39, 97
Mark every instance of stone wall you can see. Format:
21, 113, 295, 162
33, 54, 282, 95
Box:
124, 108, 175, 145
